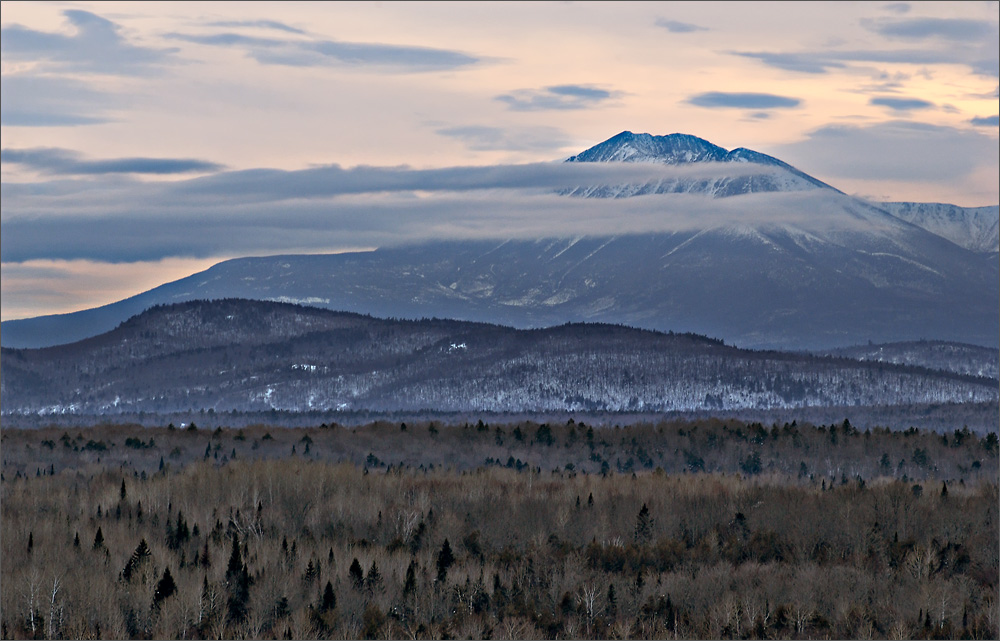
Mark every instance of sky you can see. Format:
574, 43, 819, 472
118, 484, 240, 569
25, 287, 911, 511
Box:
1, 1, 998, 321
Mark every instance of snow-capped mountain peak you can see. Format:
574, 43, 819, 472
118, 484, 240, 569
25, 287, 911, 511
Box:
563, 131, 837, 197
566, 131, 728, 164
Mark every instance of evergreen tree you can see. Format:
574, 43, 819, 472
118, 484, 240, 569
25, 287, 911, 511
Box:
122, 539, 152, 582
348, 558, 364, 589
275, 596, 290, 619
73, 532, 80, 548
176, 511, 190, 543
320, 581, 336, 612
436, 539, 455, 583
403, 560, 417, 596
225, 534, 250, 623
365, 560, 383, 593
153, 567, 177, 605
93, 527, 104, 550
27, 532, 33, 554
120, 479, 127, 500
635, 503, 653, 542
303, 559, 318, 583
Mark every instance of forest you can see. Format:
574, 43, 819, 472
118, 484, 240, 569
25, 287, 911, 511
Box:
1, 418, 997, 639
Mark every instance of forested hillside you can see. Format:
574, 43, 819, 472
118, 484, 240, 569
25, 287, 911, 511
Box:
2, 300, 997, 418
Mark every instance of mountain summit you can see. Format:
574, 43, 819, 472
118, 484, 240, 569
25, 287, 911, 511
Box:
563, 131, 836, 197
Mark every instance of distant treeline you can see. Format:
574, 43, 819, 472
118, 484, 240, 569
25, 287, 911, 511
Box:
5, 399, 999, 433
3, 418, 997, 483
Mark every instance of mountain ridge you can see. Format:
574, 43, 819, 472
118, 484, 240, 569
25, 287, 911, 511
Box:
3, 299, 996, 417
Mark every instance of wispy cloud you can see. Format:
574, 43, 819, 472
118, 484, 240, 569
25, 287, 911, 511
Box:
687, 92, 801, 109
735, 13, 999, 81
862, 17, 995, 41
0, 76, 115, 127
655, 19, 708, 33
734, 52, 844, 74
970, 115, 999, 127
496, 85, 619, 111
166, 29, 478, 71
205, 19, 306, 35
0, 10, 176, 75
882, 3, 911, 14
869, 96, 934, 111
167, 160, 784, 202
0, 179, 877, 264
2, 148, 225, 176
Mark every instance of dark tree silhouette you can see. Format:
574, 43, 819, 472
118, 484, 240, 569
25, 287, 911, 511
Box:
320, 581, 336, 612
348, 558, 364, 589
403, 560, 417, 596
121, 539, 151, 582
436, 539, 455, 583
635, 503, 653, 542
153, 567, 177, 605
92, 527, 104, 550
225, 533, 250, 623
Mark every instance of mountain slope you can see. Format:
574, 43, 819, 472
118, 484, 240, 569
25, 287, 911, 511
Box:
3, 215, 996, 351
2, 131, 997, 350
3, 299, 996, 416
818, 340, 999, 379
877, 202, 999, 254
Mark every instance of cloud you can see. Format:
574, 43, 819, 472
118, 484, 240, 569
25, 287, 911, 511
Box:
655, 19, 708, 33
0, 10, 175, 75
0, 75, 115, 127
206, 20, 306, 35
863, 17, 995, 41
883, 3, 911, 13
168, 160, 786, 203
775, 121, 998, 184
496, 85, 619, 111
686, 92, 801, 109
0, 178, 877, 264
970, 115, 999, 127
166, 30, 478, 71
435, 126, 573, 152
736, 34, 999, 78
869, 96, 934, 111
734, 52, 844, 74
2, 148, 225, 175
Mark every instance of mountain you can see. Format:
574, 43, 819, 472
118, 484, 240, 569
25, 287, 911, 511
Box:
3, 299, 996, 416
562, 131, 838, 197
876, 202, 999, 254
3, 131, 997, 350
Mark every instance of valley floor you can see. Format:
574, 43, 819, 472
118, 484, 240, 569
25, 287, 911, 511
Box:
1, 419, 997, 639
